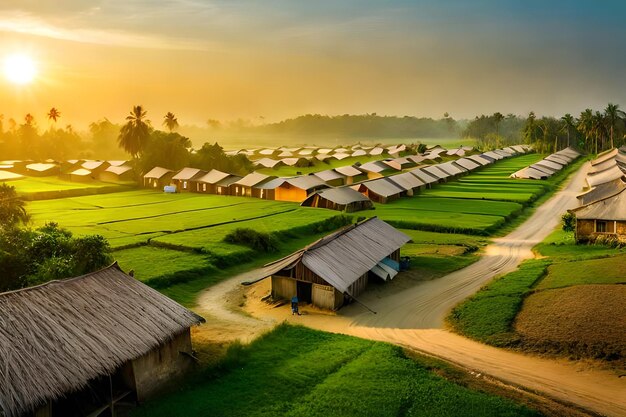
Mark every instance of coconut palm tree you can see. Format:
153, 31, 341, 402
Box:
604, 103, 625, 149
163, 112, 179, 132
522, 111, 537, 145
591, 112, 607, 154
24, 113, 34, 126
560, 113, 576, 147
577, 109, 594, 153
0, 184, 29, 227
118, 105, 151, 158
47, 107, 61, 125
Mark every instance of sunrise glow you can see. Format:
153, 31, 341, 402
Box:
3, 54, 36, 85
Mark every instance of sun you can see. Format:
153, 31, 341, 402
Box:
3, 54, 37, 85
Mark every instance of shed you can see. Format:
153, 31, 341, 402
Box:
265, 176, 329, 202
281, 157, 311, 167
534, 159, 564, 172
409, 169, 439, 187
333, 153, 351, 160
511, 145, 526, 153
482, 151, 504, 161
107, 160, 129, 167
334, 165, 367, 184
143, 167, 175, 189
258, 218, 410, 309
570, 187, 626, 243
230, 172, 276, 198
172, 168, 206, 191
25, 163, 60, 177
438, 161, 466, 177
312, 169, 346, 187
99, 165, 135, 182
387, 172, 425, 196
301, 187, 373, 212
368, 147, 385, 156
351, 149, 367, 157
545, 154, 572, 165
352, 178, 404, 203
0, 263, 204, 417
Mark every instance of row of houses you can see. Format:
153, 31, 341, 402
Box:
509, 147, 580, 179
226, 143, 411, 159
570, 147, 626, 243
144, 145, 531, 210
0, 159, 135, 182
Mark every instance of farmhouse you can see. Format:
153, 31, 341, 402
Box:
258, 218, 410, 310
172, 167, 206, 191
230, 172, 276, 198
143, 166, 175, 189
0, 263, 204, 417
352, 177, 404, 203
301, 187, 373, 212
100, 165, 135, 182
570, 187, 626, 243
263, 176, 329, 202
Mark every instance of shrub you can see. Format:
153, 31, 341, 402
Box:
223, 228, 279, 253
561, 212, 575, 232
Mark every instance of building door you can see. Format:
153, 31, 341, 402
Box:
296, 281, 312, 303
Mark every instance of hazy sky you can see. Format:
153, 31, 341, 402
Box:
1, 0, 625, 128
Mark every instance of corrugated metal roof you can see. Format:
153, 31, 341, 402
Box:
256, 218, 410, 294
571, 188, 626, 220
144, 166, 173, 179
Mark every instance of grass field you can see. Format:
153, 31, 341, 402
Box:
537, 254, 626, 290
6, 176, 135, 200
131, 325, 539, 417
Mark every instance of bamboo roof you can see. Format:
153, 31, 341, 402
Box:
0, 263, 204, 417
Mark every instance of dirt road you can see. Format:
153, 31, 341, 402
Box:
197, 161, 626, 416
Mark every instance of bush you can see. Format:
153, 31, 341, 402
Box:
561, 212, 575, 232
223, 228, 279, 253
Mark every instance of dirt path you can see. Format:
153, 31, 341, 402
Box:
197, 161, 626, 416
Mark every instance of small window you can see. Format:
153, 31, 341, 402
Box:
183, 181, 188, 189
596, 221, 607, 233
203, 183, 206, 192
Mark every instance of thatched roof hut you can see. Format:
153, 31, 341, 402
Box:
0, 263, 204, 417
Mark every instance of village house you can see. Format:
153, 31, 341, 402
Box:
99, 165, 135, 182
261, 176, 329, 202
230, 172, 276, 198
301, 187, 374, 212
0, 263, 204, 417
171, 167, 206, 192
570, 187, 626, 243
143, 166, 175, 189
352, 177, 404, 203
191, 169, 242, 195
257, 217, 410, 310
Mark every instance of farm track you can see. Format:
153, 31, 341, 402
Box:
198, 160, 626, 416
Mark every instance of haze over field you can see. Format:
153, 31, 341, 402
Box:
1, 0, 626, 130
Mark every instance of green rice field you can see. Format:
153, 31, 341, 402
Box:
8, 176, 135, 199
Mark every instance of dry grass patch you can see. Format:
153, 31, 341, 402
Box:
515, 285, 626, 366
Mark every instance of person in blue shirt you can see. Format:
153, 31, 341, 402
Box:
291, 296, 300, 315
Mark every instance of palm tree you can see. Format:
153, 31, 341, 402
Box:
163, 112, 179, 132
118, 105, 151, 158
591, 112, 607, 154
24, 113, 34, 126
604, 103, 625, 149
522, 111, 537, 145
560, 113, 576, 147
47, 107, 61, 125
493, 112, 504, 137
577, 109, 594, 152
0, 184, 29, 227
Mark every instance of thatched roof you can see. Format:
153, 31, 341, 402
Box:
254, 218, 410, 294
0, 263, 204, 417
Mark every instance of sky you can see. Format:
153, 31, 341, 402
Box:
1, 0, 625, 129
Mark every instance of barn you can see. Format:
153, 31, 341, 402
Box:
171, 168, 206, 192
570, 187, 626, 243
301, 187, 374, 212
257, 218, 410, 310
143, 167, 175, 189
0, 263, 204, 417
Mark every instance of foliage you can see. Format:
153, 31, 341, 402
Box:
0, 184, 29, 227
462, 113, 525, 148
561, 212, 575, 232
0, 223, 112, 291
190, 142, 253, 175
130, 324, 539, 417
138, 131, 192, 173
448, 260, 550, 346
89, 118, 126, 159
224, 228, 279, 253
118, 105, 152, 158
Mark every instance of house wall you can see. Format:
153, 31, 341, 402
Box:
271, 275, 297, 300
311, 284, 343, 310
346, 273, 368, 299
274, 184, 307, 202
172, 179, 192, 192
132, 329, 195, 403
576, 219, 626, 242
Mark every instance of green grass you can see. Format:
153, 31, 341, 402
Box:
535, 229, 626, 261
537, 254, 626, 290
4, 176, 136, 200
448, 260, 550, 346
131, 325, 539, 417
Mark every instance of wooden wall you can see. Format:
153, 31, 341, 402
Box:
271, 276, 297, 300
312, 284, 344, 310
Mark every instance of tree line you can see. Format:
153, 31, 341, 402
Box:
462, 103, 626, 154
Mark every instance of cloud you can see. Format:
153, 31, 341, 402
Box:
0, 11, 209, 51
